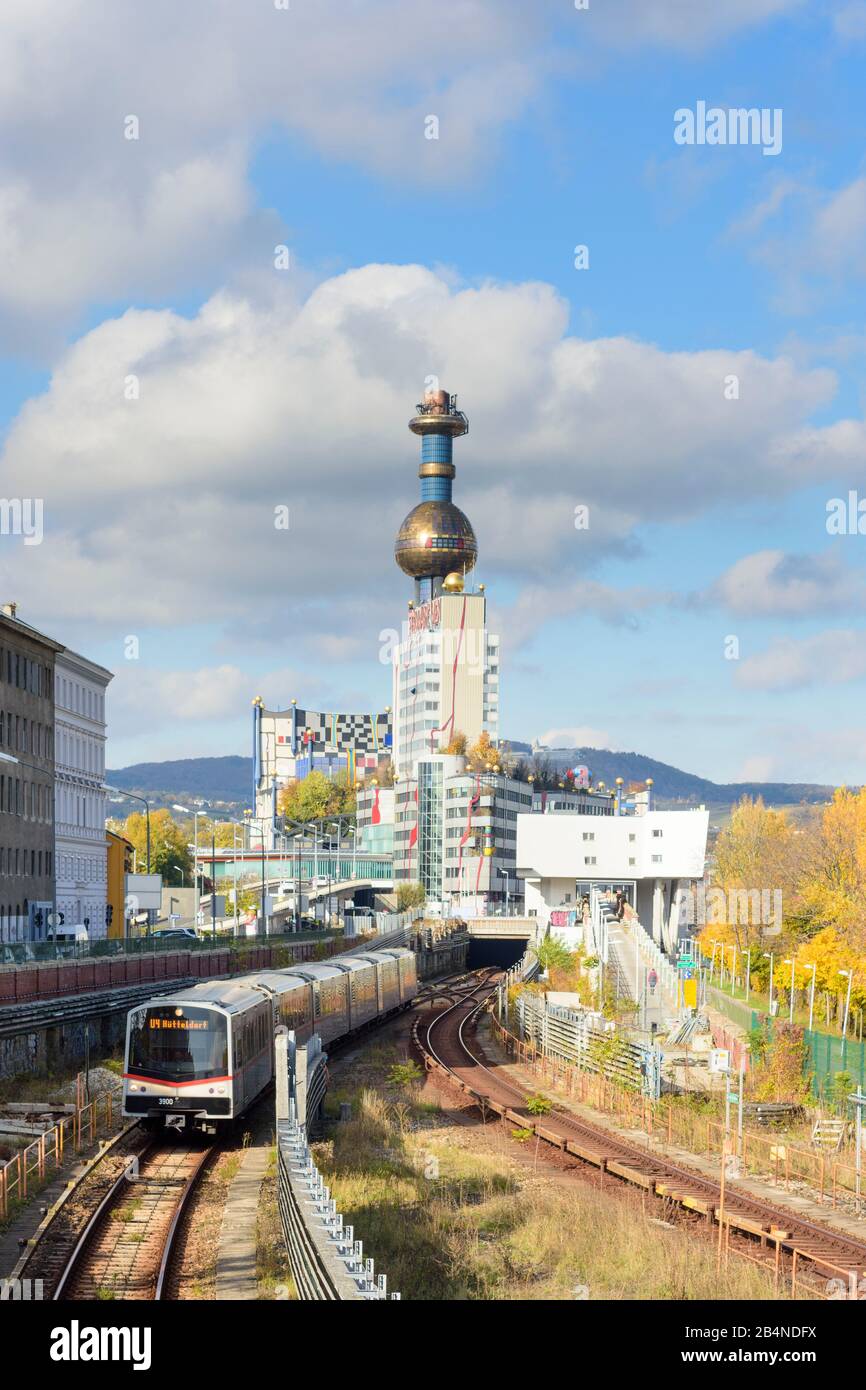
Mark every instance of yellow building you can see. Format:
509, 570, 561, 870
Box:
106, 830, 134, 939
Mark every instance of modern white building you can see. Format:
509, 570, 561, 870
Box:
54, 650, 113, 937
516, 805, 710, 953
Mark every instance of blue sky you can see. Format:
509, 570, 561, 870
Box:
1, 0, 866, 784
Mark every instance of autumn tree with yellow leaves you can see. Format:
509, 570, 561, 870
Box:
698, 791, 866, 1024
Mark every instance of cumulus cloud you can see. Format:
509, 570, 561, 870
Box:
703, 549, 866, 618
0, 263, 856, 662
0, 0, 550, 337
538, 728, 611, 749
736, 629, 866, 691
0, 0, 809, 335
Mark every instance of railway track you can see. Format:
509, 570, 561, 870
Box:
416, 975, 866, 1294
10, 1126, 216, 1302
51, 1140, 215, 1301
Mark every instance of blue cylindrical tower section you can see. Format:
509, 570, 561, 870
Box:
420, 433, 453, 500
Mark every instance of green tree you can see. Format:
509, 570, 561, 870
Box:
535, 935, 576, 975
396, 881, 426, 910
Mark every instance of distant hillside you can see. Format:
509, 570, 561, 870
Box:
106, 748, 839, 815
521, 746, 836, 808
107, 756, 252, 806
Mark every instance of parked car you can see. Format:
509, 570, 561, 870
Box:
150, 927, 200, 941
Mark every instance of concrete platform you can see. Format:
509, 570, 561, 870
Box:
214, 1146, 271, 1300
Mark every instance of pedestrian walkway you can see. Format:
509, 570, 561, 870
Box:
214, 1145, 271, 1300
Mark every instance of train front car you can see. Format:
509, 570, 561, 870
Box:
123, 996, 231, 1133
123, 979, 270, 1134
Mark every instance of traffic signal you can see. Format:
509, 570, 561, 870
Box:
105, 903, 114, 926
58, 911, 65, 925
33, 909, 43, 929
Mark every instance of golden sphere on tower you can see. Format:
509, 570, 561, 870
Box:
442, 571, 464, 593
394, 500, 477, 580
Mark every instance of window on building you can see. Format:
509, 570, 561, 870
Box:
652, 829, 663, 838
651, 854, 662, 864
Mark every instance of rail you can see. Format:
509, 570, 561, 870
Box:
415, 977, 866, 1297
277, 1118, 397, 1300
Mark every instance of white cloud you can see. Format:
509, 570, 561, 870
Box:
109, 663, 305, 726
834, 1, 866, 39
742, 175, 866, 309
736, 629, 866, 691
0, 0, 810, 333
538, 727, 611, 749
706, 549, 866, 618
592, 0, 803, 48
0, 263, 855, 660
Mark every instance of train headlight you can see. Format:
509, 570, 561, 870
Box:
217, 1087, 226, 1095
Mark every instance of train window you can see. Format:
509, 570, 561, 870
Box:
128, 1006, 228, 1083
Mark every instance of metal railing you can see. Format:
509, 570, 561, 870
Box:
508, 989, 661, 1098
0, 1091, 121, 1219
277, 1119, 397, 1300
0, 927, 331, 965
274, 1029, 398, 1300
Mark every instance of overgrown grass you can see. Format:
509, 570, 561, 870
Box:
316, 1052, 785, 1302
256, 1145, 296, 1301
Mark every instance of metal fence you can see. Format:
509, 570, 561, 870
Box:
0, 927, 331, 965
274, 1030, 398, 1300
514, 991, 661, 1098
277, 1118, 397, 1300
0, 1091, 121, 1219
708, 986, 866, 1103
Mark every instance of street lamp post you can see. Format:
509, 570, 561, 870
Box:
839, 970, 854, 1046
763, 952, 775, 1015
175, 806, 209, 929
110, 787, 152, 872
783, 957, 796, 1023
805, 962, 817, 1032
498, 865, 510, 917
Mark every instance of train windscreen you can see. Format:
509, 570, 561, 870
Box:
127, 1005, 228, 1082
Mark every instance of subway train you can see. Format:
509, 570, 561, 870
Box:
122, 947, 417, 1134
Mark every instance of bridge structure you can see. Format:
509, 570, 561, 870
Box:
195, 847, 394, 909
461, 917, 539, 940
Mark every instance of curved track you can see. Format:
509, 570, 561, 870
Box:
417, 975, 866, 1289
53, 1140, 215, 1301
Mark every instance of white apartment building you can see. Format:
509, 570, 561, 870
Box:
54, 650, 113, 937
516, 806, 710, 953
